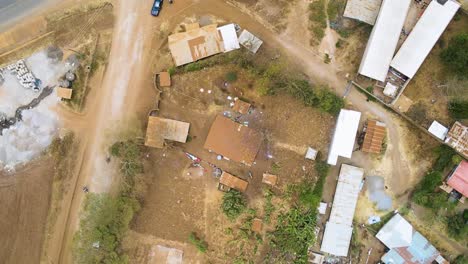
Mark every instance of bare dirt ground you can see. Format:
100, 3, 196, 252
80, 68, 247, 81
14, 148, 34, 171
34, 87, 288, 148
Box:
0, 158, 54, 264
127, 63, 334, 262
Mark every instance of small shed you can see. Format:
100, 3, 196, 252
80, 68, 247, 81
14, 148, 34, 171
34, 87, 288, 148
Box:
383, 82, 398, 97
251, 218, 263, 233
145, 116, 190, 148
56, 87, 73, 99
238, 30, 263, 53
318, 202, 327, 215
159, 72, 171, 87
305, 147, 318, 160
362, 120, 386, 154
428, 121, 448, 141
262, 173, 278, 186
232, 99, 251, 114
310, 252, 325, 264
219, 171, 248, 192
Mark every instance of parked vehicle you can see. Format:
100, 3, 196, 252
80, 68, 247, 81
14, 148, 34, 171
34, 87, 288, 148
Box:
151, 0, 163, 16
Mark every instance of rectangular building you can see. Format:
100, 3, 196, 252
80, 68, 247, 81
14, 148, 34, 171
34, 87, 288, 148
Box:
358, 0, 411, 82
445, 121, 468, 158
320, 164, 364, 256
343, 0, 382, 25
204, 115, 262, 166
327, 109, 361, 165
168, 23, 240, 66
390, 0, 460, 79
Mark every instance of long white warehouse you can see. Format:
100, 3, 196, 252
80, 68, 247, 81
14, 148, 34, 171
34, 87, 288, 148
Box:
358, 0, 411, 82
327, 109, 361, 165
320, 164, 364, 257
390, 0, 460, 79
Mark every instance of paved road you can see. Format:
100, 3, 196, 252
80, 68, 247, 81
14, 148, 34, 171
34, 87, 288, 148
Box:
0, 0, 48, 31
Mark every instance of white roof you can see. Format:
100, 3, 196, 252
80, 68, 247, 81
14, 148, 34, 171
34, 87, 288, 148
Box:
305, 147, 318, 160
327, 109, 361, 165
343, 0, 383, 25
390, 0, 460, 79
320, 222, 353, 257
318, 202, 327, 215
358, 0, 411, 81
328, 164, 364, 226
320, 164, 364, 257
218, 24, 240, 52
376, 214, 413, 248
428, 120, 449, 140
238, 30, 263, 53
383, 82, 398, 97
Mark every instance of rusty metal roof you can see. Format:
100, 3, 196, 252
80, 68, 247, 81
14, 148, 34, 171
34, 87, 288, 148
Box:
362, 120, 386, 153
445, 121, 468, 157
219, 171, 248, 192
204, 115, 262, 166
232, 100, 251, 114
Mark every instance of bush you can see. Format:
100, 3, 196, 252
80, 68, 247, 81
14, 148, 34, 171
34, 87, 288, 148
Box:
448, 100, 468, 119
221, 190, 246, 220
73, 194, 140, 264
268, 159, 329, 263
454, 255, 468, 264
440, 33, 468, 77
188, 232, 208, 253
110, 141, 144, 179
447, 209, 468, 241
225, 71, 238, 82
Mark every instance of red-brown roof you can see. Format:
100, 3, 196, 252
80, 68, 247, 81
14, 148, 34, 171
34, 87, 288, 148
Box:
448, 160, 468, 197
204, 115, 262, 165
362, 120, 386, 153
251, 218, 263, 233
232, 100, 251, 114
159, 72, 171, 87
219, 171, 248, 192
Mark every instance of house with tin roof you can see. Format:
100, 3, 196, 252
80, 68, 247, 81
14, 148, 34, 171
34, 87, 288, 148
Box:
376, 214, 448, 264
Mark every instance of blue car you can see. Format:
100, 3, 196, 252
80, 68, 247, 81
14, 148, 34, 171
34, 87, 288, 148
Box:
151, 0, 163, 16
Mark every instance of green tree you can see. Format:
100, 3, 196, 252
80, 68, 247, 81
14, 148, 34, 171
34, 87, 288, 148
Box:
188, 232, 208, 253
447, 209, 468, 240
448, 100, 468, 119
440, 33, 468, 77
221, 190, 246, 220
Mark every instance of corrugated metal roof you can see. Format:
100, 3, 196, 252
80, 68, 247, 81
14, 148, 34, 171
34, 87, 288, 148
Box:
362, 120, 386, 153
327, 109, 361, 165
320, 222, 353, 257
377, 214, 443, 264
328, 164, 364, 226
218, 24, 240, 52
343, 0, 382, 25
320, 164, 364, 257
445, 122, 468, 157
358, 0, 411, 81
390, 0, 460, 79
204, 115, 262, 166
448, 160, 468, 197
219, 171, 248, 192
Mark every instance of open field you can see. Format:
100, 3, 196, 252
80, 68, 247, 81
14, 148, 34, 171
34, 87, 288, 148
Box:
0, 157, 54, 263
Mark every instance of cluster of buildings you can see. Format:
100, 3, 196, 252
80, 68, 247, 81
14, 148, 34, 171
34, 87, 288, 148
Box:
355, 0, 460, 102
168, 22, 263, 67
1, 60, 39, 91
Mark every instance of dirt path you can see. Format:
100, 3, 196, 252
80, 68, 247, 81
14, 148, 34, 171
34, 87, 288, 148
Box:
48, 1, 156, 263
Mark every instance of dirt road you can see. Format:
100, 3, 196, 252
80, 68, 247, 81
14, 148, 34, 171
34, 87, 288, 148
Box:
48, 1, 156, 263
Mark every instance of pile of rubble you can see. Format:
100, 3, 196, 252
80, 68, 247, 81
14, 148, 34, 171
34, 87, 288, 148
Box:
2, 60, 39, 92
